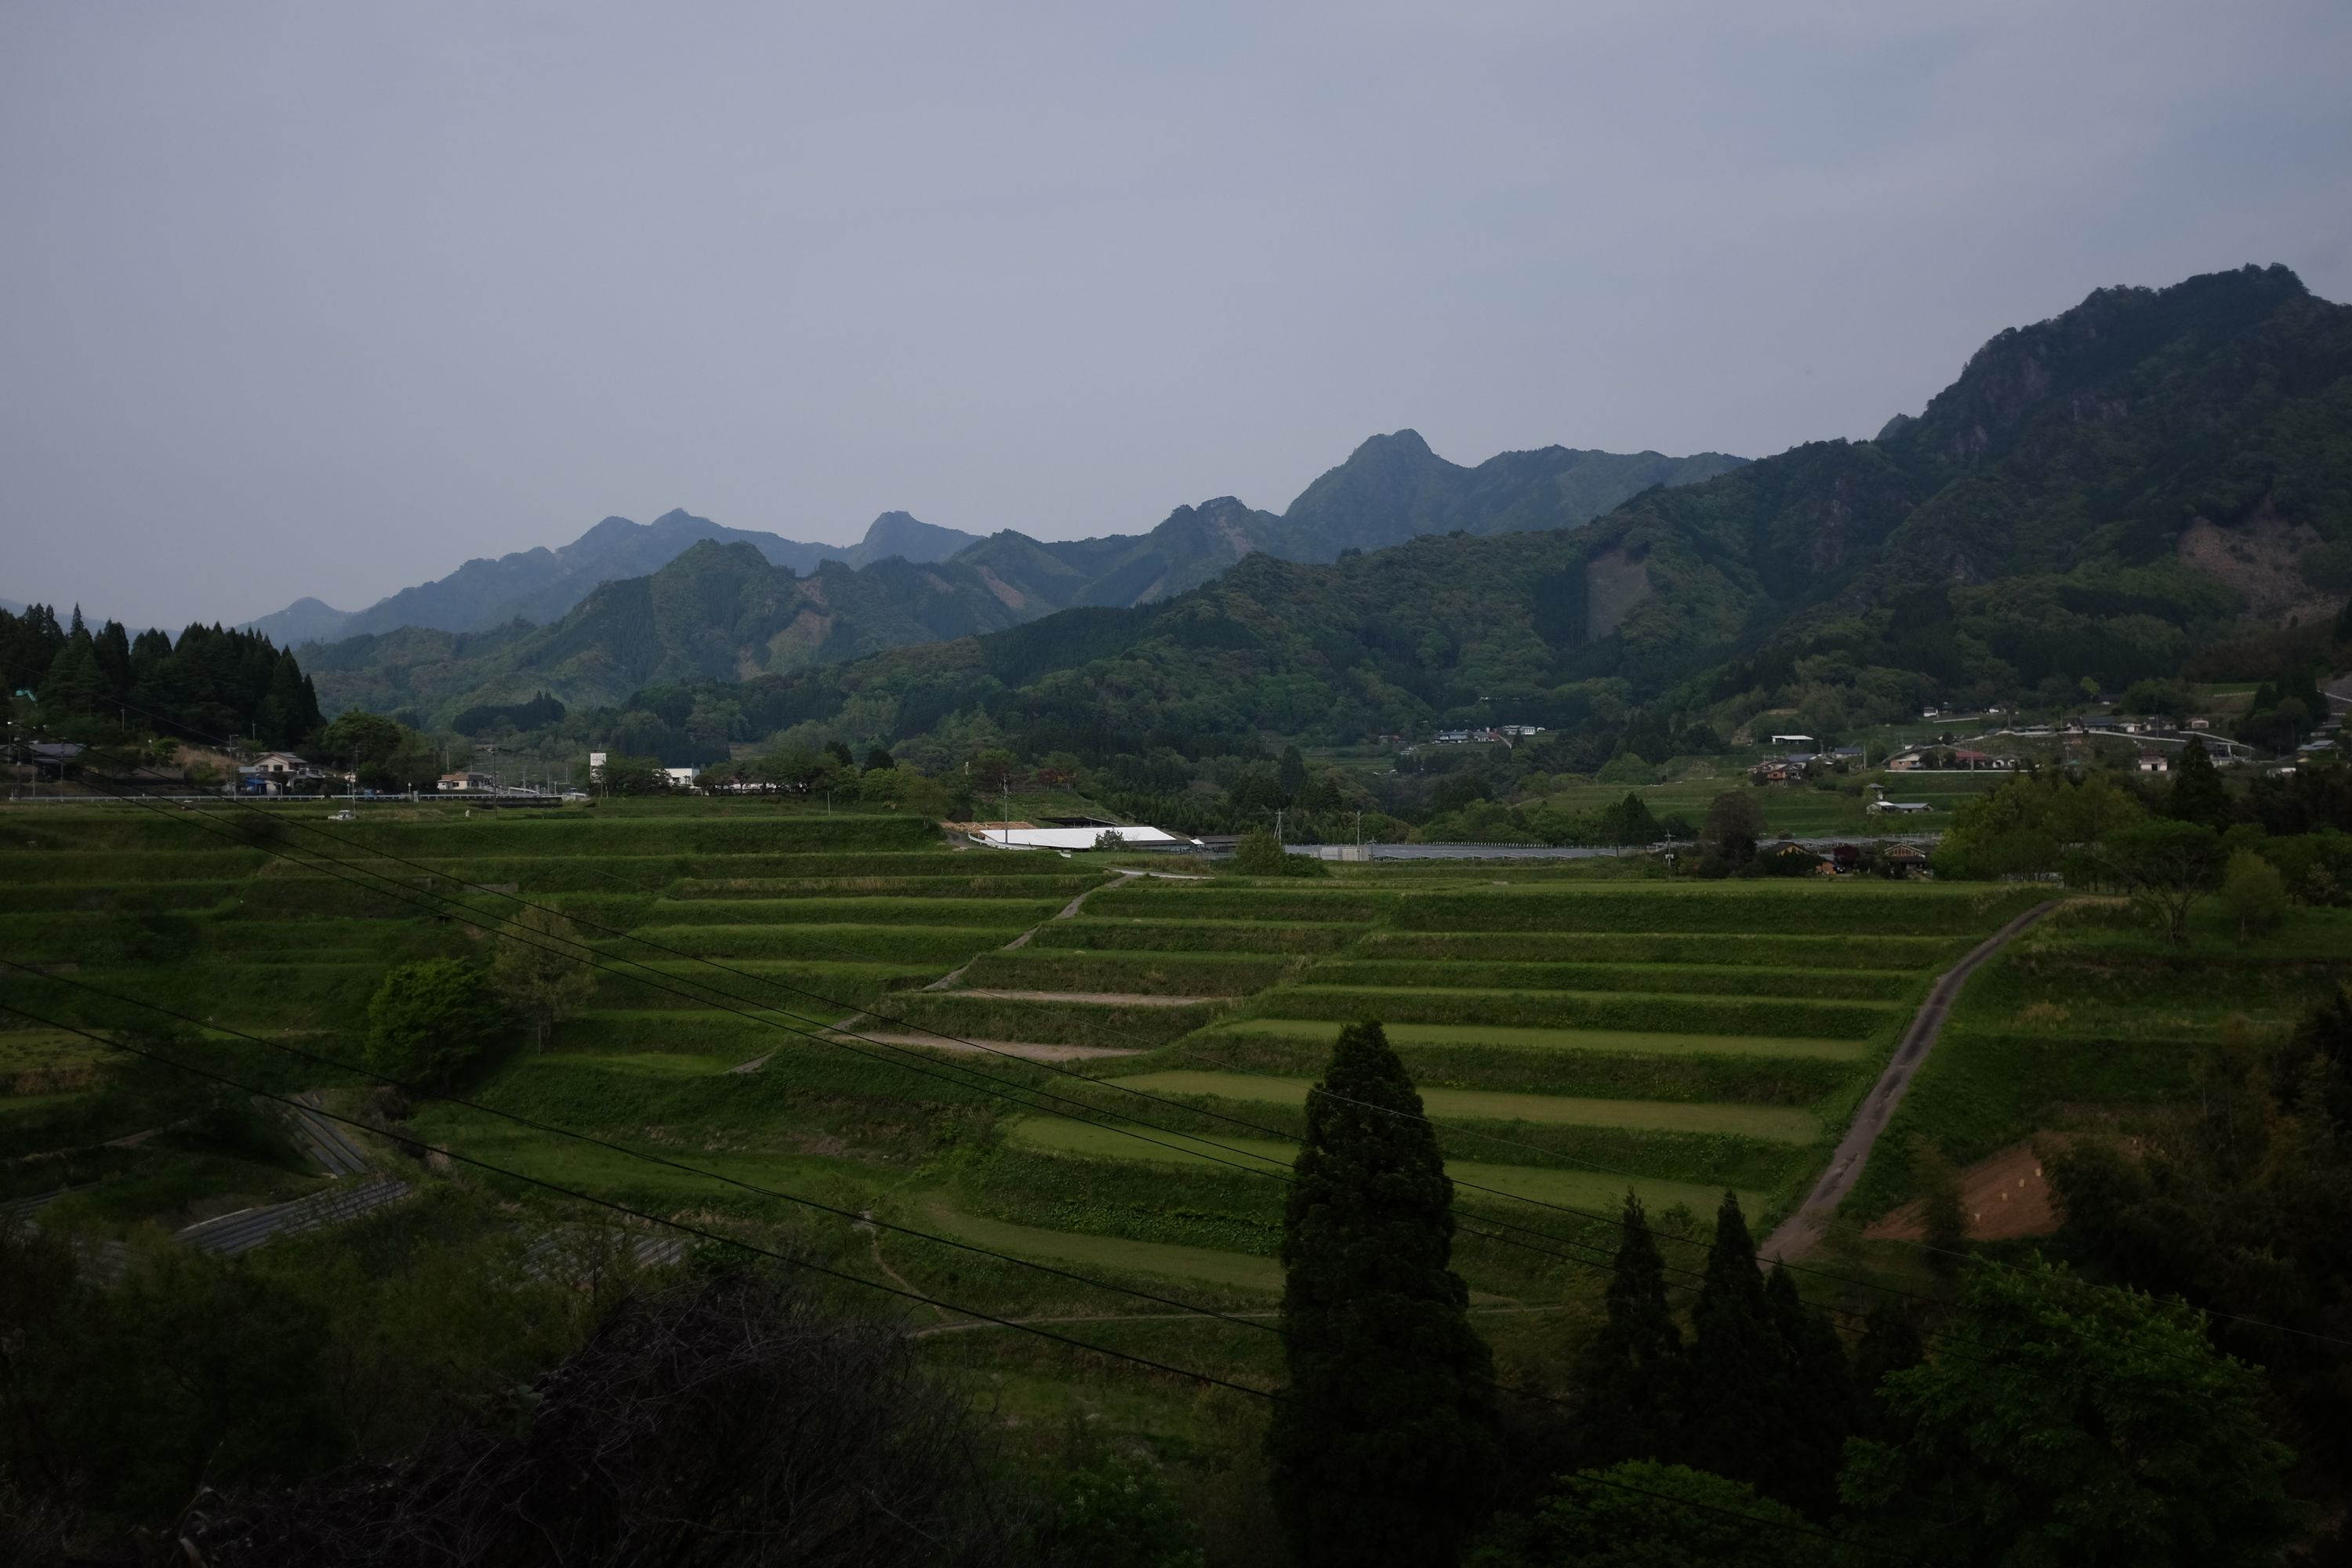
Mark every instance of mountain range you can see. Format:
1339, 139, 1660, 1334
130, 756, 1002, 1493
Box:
241, 509, 985, 645
299, 264, 2348, 753
478, 263, 2350, 766
299, 441, 1744, 718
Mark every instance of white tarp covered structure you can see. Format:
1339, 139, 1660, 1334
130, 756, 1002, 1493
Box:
961, 825, 1200, 851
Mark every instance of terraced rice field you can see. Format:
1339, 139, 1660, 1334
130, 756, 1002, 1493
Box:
1, 801, 2045, 1325
879, 871, 2049, 1299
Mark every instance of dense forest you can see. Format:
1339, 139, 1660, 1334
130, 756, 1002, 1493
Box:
1, 603, 323, 750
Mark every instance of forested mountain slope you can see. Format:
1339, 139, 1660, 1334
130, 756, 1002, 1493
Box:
303, 541, 1029, 719
1590, 263, 2350, 694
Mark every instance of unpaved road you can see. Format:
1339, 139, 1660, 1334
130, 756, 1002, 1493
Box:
1761, 899, 2059, 1263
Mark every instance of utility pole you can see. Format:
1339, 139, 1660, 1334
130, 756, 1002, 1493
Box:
1002, 777, 1011, 847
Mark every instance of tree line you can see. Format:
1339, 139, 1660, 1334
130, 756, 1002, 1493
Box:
2, 602, 323, 750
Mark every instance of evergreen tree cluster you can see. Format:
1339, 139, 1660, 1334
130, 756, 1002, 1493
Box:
1, 601, 323, 748
1570, 1192, 1884, 1522
1271, 1023, 2305, 1564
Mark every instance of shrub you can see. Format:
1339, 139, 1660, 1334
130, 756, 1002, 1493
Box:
1228, 828, 1327, 877
365, 959, 505, 1087
2222, 848, 2288, 941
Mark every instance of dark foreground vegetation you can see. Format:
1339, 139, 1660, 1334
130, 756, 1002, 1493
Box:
8, 991, 2348, 1566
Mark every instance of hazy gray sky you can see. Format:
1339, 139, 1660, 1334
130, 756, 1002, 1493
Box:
4, 2, 2349, 630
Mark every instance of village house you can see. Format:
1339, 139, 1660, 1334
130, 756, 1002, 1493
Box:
239, 751, 345, 795
436, 770, 497, 792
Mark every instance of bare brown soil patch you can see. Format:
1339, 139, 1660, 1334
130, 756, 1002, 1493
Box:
1867, 1140, 2056, 1243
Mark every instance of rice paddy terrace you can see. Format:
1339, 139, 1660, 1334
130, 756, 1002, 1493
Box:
0, 801, 2050, 1400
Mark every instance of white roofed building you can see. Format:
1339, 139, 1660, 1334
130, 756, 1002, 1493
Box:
956, 824, 1202, 851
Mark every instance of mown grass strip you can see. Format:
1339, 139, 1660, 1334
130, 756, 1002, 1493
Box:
1002, 1116, 1748, 1216
1255, 985, 1896, 1040
1207, 1018, 1870, 1061
616, 923, 1026, 965
875, 993, 1224, 1050
672, 874, 1103, 899
1353, 931, 1967, 969
1083, 888, 1393, 924
1032, 920, 1363, 955
1303, 960, 1918, 1002
1102, 1070, 1821, 1142
633, 897, 1066, 927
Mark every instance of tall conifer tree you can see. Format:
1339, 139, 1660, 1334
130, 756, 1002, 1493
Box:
1764, 1263, 1857, 1519
1267, 1020, 1499, 1568
1683, 1192, 1798, 1500
1570, 1192, 1685, 1466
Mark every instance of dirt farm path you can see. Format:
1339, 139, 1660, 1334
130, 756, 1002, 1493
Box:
1760, 899, 2060, 1264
